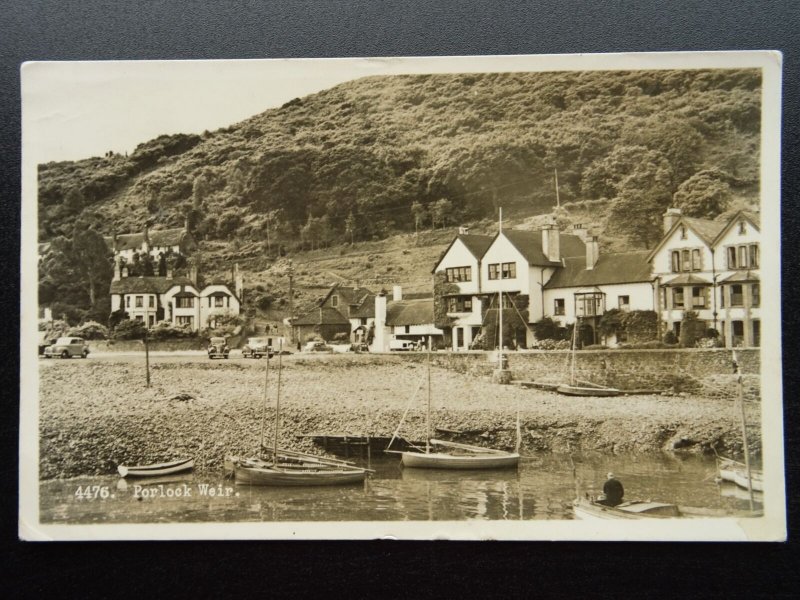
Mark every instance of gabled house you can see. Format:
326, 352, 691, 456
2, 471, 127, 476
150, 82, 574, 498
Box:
649, 208, 760, 347
372, 287, 443, 351
109, 261, 241, 331
292, 284, 375, 342
105, 223, 197, 262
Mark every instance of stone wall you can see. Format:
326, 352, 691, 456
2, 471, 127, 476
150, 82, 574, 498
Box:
89, 339, 206, 353
428, 348, 760, 393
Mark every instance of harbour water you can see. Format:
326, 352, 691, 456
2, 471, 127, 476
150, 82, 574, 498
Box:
39, 452, 760, 524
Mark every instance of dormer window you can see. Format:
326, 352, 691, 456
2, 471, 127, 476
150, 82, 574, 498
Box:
680, 225, 687, 240
331, 295, 338, 308
738, 221, 747, 235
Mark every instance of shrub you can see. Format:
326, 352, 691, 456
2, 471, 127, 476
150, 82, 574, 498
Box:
618, 340, 674, 349
112, 319, 147, 340
663, 331, 678, 345
583, 344, 607, 350
679, 311, 707, 348
533, 317, 560, 340
333, 332, 350, 342
531, 338, 571, 350
67, 321, 109, 340
149, 321, 196, 340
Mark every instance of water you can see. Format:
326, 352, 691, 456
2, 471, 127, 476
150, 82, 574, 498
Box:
39, 452, 760, 524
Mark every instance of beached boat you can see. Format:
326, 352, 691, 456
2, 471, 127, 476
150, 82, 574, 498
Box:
388, 286, 520, 470
717, 456, 764, 492
117, 457, 194, 478
572, 496, 762, 520
556, 317, 621, 397
231, 340, 370, 486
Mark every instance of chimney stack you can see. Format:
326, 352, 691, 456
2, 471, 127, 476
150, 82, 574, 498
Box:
374, 290, 388, 352
112, 231, 119, 254
541, 221, 560, 262
392, 285, 403, 301
458, 225, 470, 235
663, 208, 682, 234
121, 266, 129, 278
586, 236, 599, 270
571, 224, 588, 241
235, 263, 244, 300
166, 266, 174, 280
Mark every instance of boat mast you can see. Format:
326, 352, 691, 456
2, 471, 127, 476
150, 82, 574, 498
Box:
258, 351, 270, 456
498, 206, 504, 369
273, 339, 284, 463
426, 343, 432, 454
570, 318, 579, 386
733, 350, 755, 511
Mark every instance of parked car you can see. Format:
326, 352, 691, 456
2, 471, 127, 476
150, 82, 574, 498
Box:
303, 340, 332, 353
207, 337, 230, 359
350, 342, 369, 353
38, 332, 58, 356
43, 337, 90, 359
241, 337, 273, 359
389, 339, 416, 351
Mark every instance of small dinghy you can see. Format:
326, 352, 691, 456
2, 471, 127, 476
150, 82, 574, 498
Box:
117, 458, 194, 478
572, 497, 762, 520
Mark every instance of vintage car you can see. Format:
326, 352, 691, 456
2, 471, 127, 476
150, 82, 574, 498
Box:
207, 337, 230, 359
241, 337, 273, 359
302, 340, 333, 353
38, 332, 58, 356
43, 337, 90, 359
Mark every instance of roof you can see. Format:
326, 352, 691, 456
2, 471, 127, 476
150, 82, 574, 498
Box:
321, 284, 374, 307
432, 233, 494, 272
348, 295, 376, 318
109, 276, 194, 295
544, 251, 652, 289
105, 228, 189, 252
502, 229, 586, 266
292, 306, 351, 326
681, 217, 727, 246
662, 273, 713, 286
720, 270, 760, 283
386, 298, 434, 326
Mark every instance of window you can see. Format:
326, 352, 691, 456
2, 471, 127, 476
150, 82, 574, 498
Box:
488, 264, 499, 280
738, 220, 747, 235
213, 295, 225, 308
752, 320, 760, 347
445, 266, 472, 283
331, 295, 338, 307
751, 283, 760, 307
405, 325, 410, 334
135, 296, 143, 308
726, 244, 760, 269
730, 284, 744, 307
135, 315, 143, 322
671, 251, 680, 273
447, 296, 474, 313
554, 298, 565, 316
691, 287, 706, 308
463, 298, 472, 311
175, 296, 195, 308
691, 249, 701, 271
126, 296, 130, 308
148, 296, 155, 308
575, 292, 604, 317
732, 321, 744, 347
618, 296, 630, 311
672, 287, 684, 309
501, 262, 516, 279
681, 249, 691, 272
680, 225, 687, 240
176, 316, 194, 327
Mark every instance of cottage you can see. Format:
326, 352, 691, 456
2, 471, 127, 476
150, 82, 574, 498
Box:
372, 286, 443, 352
105, 223, 197, 262
292, 284, 375, 343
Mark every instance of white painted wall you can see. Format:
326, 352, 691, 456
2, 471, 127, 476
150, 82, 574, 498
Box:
544, 281, 654, 326
436, 238, 482, 295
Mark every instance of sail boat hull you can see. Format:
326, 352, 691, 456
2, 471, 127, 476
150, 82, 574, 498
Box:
234, 463, 367, 486
717, 457, 764, 492
556, 384, 621, 397
401, 451, 520, 470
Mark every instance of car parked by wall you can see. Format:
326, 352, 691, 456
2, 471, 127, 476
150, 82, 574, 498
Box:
207, 337, 230, 359
43, 337, 90, 359
241, 337, 273, 359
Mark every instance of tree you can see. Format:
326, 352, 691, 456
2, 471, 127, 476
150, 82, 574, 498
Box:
410, 201, 427, 235
673, 169, 732, 218
431, 198, 454, 230
71, 224, 113, 308
344, 210, 356, 245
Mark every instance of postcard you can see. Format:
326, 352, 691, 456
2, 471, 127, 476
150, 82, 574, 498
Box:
19, 52, 785, 540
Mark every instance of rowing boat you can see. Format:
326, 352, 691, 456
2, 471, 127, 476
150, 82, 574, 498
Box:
233, 457, 367, 486
401, 439, 519, 470
117, 457, 194, 478
717, 456, 764, 492
556, 384, 621, 397
572, 497, 762, 520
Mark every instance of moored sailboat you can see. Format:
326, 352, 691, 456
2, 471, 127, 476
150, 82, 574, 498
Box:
556, 316, 621, 397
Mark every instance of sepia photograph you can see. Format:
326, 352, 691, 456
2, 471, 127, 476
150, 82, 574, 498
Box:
19, 52, 785, 540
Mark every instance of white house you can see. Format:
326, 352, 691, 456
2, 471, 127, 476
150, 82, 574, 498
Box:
648, 208, 760, 347
110, 262, 242, 331
105, 223, 197, 262
372, 287, 443, 352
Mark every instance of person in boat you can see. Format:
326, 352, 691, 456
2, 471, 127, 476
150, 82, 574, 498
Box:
598, 472, 624, 507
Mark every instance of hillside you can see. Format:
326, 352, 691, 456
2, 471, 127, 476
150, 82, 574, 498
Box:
37, 68, 762, 320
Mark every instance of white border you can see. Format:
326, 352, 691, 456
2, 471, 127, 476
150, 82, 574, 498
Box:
19, 51, 785, 541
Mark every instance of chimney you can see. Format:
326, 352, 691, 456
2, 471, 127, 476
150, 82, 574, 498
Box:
541, 221, 560, 262
458, 225, 470, 235
122, 266, 129, 278
586, 236, 599, 270
235, 270, 244, 300
392, 285, 403, 301
166, 266, 174, 280
374, 290, 388, 352
572, 224, 588, 241
143, 225, 150, 254
113, 257, 121, 281
663, 208, 682, 234
112, 231, 119, 253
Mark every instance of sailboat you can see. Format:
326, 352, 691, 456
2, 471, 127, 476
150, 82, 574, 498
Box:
229, 340, 371, 486
556, 316, 621, 397
387, 287, 520, 470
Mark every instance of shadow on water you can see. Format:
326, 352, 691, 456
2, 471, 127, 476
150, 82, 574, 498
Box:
39, 452, 761, 524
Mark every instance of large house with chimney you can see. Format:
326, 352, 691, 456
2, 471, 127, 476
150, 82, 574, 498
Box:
109, 261, 242, 331
104, 224, 197, 262
372, 286, 443, 351
292, 284, 376, 343
433, 208, 761, 350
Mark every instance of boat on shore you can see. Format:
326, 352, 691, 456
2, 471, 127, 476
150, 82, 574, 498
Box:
572, 496, 762, 520
117, 457, 194, 478
556, 317, 621, 397
230, 340, 370, 486
717, 456, 764, 492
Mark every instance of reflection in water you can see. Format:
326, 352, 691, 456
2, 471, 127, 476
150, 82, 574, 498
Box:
39, 452, 760, 524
